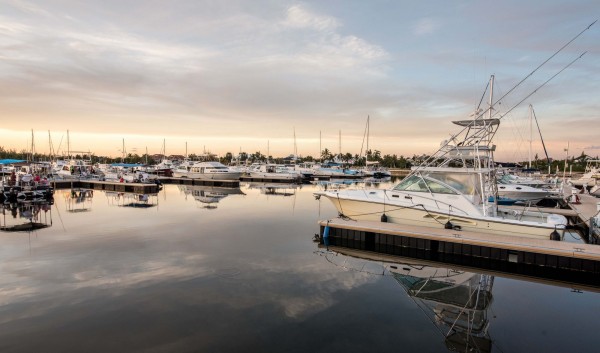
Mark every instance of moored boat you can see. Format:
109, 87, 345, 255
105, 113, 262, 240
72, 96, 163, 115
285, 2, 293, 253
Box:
317, 76, 567, 240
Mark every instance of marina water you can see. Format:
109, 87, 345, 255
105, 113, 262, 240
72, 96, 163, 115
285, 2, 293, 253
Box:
0, 181, 598, 352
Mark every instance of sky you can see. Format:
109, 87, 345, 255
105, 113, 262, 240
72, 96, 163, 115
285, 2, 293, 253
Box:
1, 0, 599, 161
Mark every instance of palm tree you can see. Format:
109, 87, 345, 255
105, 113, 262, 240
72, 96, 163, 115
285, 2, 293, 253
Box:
321, 148, 333, 162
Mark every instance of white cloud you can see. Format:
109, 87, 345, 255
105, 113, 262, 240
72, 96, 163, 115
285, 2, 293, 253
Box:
282, 4, 340, 31
413, 17, 441, 36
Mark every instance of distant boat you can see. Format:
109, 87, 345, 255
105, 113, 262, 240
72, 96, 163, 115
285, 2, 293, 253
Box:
570, 160, 600, 188
249, 164, 303, 182
173, 161, 242, 180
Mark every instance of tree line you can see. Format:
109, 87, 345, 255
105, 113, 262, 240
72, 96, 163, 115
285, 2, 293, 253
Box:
1, 145, 596, 172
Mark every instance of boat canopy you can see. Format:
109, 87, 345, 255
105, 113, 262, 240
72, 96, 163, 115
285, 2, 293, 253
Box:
452, 118, 500, 127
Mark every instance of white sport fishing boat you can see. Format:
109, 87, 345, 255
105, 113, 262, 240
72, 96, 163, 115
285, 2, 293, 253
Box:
317, 76, 567, 240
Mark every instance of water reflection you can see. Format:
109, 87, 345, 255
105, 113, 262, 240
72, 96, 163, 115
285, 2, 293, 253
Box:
179, 185, 245, 208
318, 247, 494, 352
106, 191, 159, 208
0, 200, 53, 232
247, 182, 300, 196
64, 188, 94, 213
0, 183, 598, 352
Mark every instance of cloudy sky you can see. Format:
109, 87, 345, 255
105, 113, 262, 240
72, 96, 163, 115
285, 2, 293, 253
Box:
1, 0, 598, 160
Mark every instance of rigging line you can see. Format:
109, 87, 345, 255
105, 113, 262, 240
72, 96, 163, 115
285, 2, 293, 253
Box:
499, 52, 587, 120
415, 21, 596, 174
491, 20, 596, 109
476, 80, 490, 111
531, 106, 550, 162
359, 115, 368, 161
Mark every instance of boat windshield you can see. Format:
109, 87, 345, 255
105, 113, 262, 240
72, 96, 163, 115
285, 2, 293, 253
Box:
394, 172, 479, 197
393, 175, 457, 194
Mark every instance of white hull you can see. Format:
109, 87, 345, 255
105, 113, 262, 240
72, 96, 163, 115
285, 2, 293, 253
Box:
322, 193, 564, 240
249, 172, 300, 181
497, 189, 555, 201
173, 171, 241, 180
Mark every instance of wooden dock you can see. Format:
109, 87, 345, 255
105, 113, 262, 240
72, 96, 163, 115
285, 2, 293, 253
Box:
568, 192, 600, 240
240, 176, 302, 183
318, 218, 600, 277
52, 180, 160, 194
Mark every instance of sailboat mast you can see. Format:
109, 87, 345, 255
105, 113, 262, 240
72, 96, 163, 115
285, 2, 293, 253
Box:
48, 130, 54, 162
319, 131, 322, 162
31, 129, 35, 162
338, 130, 341, 158
67, 130, 70, 159
366, 116, 370, 157
293, 127, 297, 159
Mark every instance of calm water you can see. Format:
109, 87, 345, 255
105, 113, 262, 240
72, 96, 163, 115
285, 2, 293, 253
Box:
0, 181, 598, 352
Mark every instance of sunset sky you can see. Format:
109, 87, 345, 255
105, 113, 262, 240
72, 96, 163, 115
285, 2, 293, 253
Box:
1, 0, 599, 161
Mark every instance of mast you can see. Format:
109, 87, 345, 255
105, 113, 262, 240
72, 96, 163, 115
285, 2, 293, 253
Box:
48, 130, 54, 162
488, 75, 494, 120
338, 130, 341, 159
293, 127, 297, 159
122, 138, 125, 163
529, 104, 533, 169
30, 129, 35, 162
319, 131, 322, 162
366, 115, 370, 159
67, 130, 70, 159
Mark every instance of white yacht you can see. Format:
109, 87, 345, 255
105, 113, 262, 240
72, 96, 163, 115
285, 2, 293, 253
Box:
317, 77, 567, 240
249, 164, 302, 182
570, 160, 600, 188
173, 161, 242, 180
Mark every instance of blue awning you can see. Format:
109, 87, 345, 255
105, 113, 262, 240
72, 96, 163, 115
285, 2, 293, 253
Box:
0, 159, 26, 165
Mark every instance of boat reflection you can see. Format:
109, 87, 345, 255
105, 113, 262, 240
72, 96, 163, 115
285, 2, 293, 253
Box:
179, 185, 245, 209
106, 191, 159, 208
317, 247, 493, 353
0, 200, 53, 232
64, 188, 94, 213
247, 182, 300, 196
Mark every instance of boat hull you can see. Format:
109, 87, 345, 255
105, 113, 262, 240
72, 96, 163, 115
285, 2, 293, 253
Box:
323, 194, 564, 240
173, 171, 242, 180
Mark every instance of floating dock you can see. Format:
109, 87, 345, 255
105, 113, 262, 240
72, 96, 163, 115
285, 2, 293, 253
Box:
568, 193, 600, 241
240, 176, 302, 183
52, 180, 160, 194
159, 177, 240, 187
318, 218, 600, 279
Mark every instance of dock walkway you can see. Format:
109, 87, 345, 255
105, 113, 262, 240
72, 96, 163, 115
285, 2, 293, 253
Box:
318, 218, 600, 276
